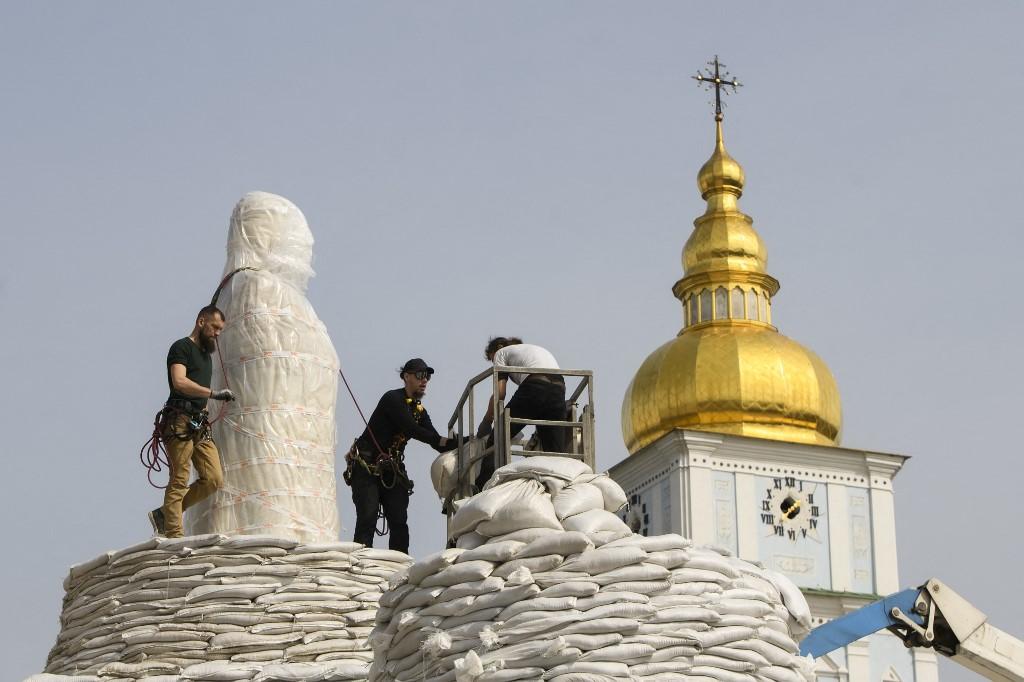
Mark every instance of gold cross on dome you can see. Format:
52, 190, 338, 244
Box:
693, 56, 742, 121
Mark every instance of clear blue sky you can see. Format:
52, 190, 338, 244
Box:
2, 3, 1021, 680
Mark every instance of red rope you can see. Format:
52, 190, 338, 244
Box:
338, 365, 387, 459
139, 409, 172, 489
141, 341, 230, 488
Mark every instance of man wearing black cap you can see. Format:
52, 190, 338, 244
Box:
344, 358, 455, 553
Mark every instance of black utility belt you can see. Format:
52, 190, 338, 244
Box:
164, 398, 207, 417
354, 444, 406, 464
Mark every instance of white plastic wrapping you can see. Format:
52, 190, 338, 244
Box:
188, 191, 341, 542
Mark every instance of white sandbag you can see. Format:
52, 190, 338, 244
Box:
432, 449, 459, 500
694, 654, 757, 673
560, 545, 646, 574
440, 606, 505, 630
252, 662, 368, 681
516, 531, 594, 559
561, 509, 631, 536
560, 632, 622, 651
554, 617, 641, 637
764, 569, 812, 633
181, 660, 261, 680
755, 626, 800, 654
463, 583, 541, 614
536, 581, 599, 598
544, 660, 630, 677
575, 591, 649, 610
603, 534, 691, 553
685, 553, 742, 578
450, 479, 559, 538
492, 554, 564, 578
478, 668, 545, 681
629, 661, 694, 676
498, 596, 578, 621
455, 532, 488, 549
186, 583, 281, 602
408, 549, 465, 585
454, 650, 485, 682
456, 540, 525, 564
593, 563, 670, 586
714, 598, 774, 618
552, 483, 605, 519
439, 576, 506, 601
486, 527, 562, 544
484, 456, 592, 489
477, 495, 562, 538
579, 642, 655, 662
420, 560, 496, 588
573, 474, 628, 513
689, 666, 756, 682
98, 661, 183, 676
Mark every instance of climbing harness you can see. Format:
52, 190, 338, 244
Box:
139, 403, 212, 489
139, 268, 252, 488
339, 365, 424, 537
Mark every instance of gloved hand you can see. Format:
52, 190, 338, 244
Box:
475, 421, 493, 439
211, 388, 236, 401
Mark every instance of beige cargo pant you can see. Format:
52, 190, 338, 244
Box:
161, 413, 223, 538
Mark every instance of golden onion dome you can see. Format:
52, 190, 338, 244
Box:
621, 119, 842, 454
622, 326, 841, 452
697, 121, 745, 199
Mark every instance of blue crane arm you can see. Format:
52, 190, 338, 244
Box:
800, 588, 923, 658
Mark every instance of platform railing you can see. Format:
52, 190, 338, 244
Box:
444, 366, 595, 519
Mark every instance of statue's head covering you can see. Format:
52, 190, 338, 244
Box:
225, 191, 315, 289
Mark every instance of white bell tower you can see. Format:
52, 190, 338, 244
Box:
609, 430, 940, 682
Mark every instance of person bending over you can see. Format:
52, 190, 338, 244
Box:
475, 336, 568, 490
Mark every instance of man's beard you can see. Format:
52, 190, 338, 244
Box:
412, 388, 425, 399
199, 333, 217, 353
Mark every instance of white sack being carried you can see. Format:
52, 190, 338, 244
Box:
188, 192, 341, 542
368, 459, 816, 682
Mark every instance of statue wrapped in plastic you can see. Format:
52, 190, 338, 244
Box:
188, 191, 341, 542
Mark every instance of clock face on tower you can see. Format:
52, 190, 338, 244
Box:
760, 476, 823, 542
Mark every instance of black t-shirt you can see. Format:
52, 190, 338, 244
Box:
356, 388, 447, 462
166, 337, 212, 412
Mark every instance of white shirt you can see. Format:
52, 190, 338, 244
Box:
491, 344, 560, 385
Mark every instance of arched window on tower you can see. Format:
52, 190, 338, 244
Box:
715, 287, 728, 320
761, 295, 769, 324
731, 287, 745, 319
748, 289, 759, 321
687, 294, 697, 327
699, 289, 712, 323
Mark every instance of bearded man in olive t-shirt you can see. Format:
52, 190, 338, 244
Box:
148, 305, 236, 538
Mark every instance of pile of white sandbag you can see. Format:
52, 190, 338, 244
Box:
369, 457, 813, 682
34, 534, 411, 682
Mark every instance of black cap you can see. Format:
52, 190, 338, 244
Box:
401, 358, 434, 375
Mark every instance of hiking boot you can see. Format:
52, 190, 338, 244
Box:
148, 507, 166, 536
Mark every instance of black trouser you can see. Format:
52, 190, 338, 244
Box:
350, 463, 411, 554
475, 376, 568, 490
